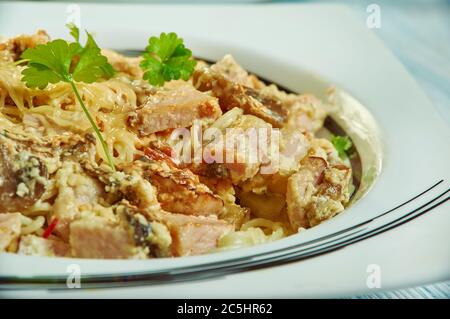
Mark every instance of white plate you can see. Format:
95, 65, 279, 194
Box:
0, 2, 449, 298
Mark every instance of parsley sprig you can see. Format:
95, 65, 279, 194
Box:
331, 135, 353, 159
20, 24, 116, 171
140, 32, 197, 86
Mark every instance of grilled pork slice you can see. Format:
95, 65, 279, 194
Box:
282, 93, 328, 133
193, 56, 288, 127
310, 164, 352, 226
69, 216, 143, 259
0, 128, 100, 215
128, 82, 222, 135
286, 156, 351, 230
194, 55, 328, 132
125, 158, 224, 217
51, 161, 107, 241
82, 161, 225, 256
152, 212, 232, 256
0, 213, 22, 251
188, 163, 250, 229
197, 54, 264, 89
67, 199, 172, 259
203, 114, 274, 184
0, 135, 48, 213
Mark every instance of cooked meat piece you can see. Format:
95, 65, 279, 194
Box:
83, 161, 221, 259
301, 156, 328, 184
189, 111, 280, 187
152, 212, 232, 256
68, 195, 228, 258
286, 156, 351, 230
143, 146, 176, 166
284, 94, 328, 133
201, 54, 264, 88
277, 126, 311, 174
50, 162, 106, 241
286, 156, 327, 229
194, 55, 328, 131
115, 202, 172, 257
129, 79, 158, 106
127, 82, 222, 135
0, 213, 22, 251
0, 136, 48, 213
205, 114, 274, 184
307, 137, 343, 165
128, 158, 224, 216
309, 164, 352, 226
101, 49, 143, 79
188, 165, 249, 229
81, 160, 164, 216
0, 129, 104, 217
0, 30, 49, 62
193, 56, 288, 127
69, 216, 140, 259
287, 172, 318, 230
18, 234, 70, 257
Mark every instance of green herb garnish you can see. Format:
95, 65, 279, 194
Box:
331, 135, 353, 159
140, 32, 197, 86
20, 24, 116, 171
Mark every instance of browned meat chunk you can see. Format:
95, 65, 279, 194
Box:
69, 216, 139, 259
50, 161, 105, 242
205, 114, 274, 184
153, 212, 232, 256
194, 55, 328, 132
286, 156, 351, 230
197, 55, 264, 88
128, 158, 224, 216
309, 164, 352, 226
193, 55, 288, 127
189, 164, 250, 229
0, 137, 47, 213
128, 82, 222, 135
283, 94, 328, 133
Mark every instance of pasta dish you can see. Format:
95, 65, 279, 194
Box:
0, 29, 353, 259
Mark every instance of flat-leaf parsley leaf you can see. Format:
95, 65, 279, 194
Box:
140, 32, 197, 86
331, 135, 353, 159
